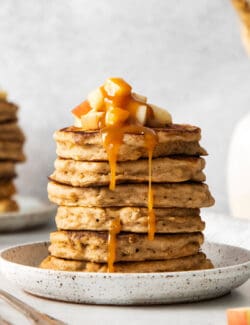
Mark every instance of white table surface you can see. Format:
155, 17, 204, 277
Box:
0, 212, 250, 325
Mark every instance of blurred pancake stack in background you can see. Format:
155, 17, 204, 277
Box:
41, 78, 215, 273
0, 90, 25, 213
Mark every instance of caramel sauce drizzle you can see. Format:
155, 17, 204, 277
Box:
147, 141, 157, 241
107, 216, 121, 273
102, 123, 157, 272
101, 126, 125, 191
77, 79, 159, 272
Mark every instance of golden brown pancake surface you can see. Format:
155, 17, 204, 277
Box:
0, 122, 25, 142
40, 252, 213, 273
0, 180, 16, 199
55, 206, 205, 233
0, 198, 18, 213
0, 161, 16, 179
0, 141, 25, 161
48, 181, 215, 208
0, 101, 18, 123
51, 156, 206, 187
54, 125, 207, 161
49, 230, 204, 263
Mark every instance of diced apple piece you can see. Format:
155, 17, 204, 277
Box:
81, 111, 105, 130
131, 92, 147, 104
147, 103, 172, 127
87, 87, 104, 111
104, 78, 132, 98
0, 90, 7, 100
135, 104, 148, 125
72, 100, 91, 118
105, 106, 130, 126
227, 307, 250, 325
74, 117, 82, 128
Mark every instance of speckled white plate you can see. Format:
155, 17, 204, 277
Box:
0, 241, 249, 305
0, 196, 55, 232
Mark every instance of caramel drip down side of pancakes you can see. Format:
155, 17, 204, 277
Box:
41, 78, 214, 272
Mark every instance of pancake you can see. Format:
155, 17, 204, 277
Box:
54, 124, 207, 161
0, 101, 18, 123
0, 180, 16, 199
0, 122, 25, 142
56, 206, 205, 233
50, 156, 206, 187
0, 162, 16, 179
48, 181, 215, 208
0, 141, 25, 161
49, 231, 204, 262
0, 199, 18, 213
40, 252, 213, 273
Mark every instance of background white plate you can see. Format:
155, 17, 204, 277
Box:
0, 196, 55, 232
0, 241, 249, 305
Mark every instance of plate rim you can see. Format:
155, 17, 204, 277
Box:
1, 240, 250, 278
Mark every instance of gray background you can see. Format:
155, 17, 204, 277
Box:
0, 0, 249, 214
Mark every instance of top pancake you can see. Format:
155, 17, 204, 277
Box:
54, 124, 207, 161
0, 100, 18, 123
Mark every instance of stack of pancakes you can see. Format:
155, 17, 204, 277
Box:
0, 95, 25, 213
41, 124, 215, 273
